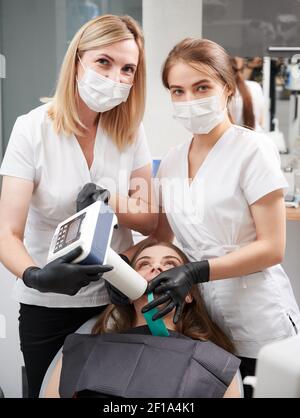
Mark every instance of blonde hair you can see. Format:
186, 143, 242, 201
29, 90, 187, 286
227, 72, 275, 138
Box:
162, 38, 236, 107
47, 14, 146, 150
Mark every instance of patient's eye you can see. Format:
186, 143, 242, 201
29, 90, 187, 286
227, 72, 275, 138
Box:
164, 261, 177, 268
136, 261, 150, 269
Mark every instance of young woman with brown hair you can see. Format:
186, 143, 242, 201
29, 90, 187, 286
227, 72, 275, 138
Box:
134, 38, 300, 397
45, 242, 241, 398
95, 241, 234, 354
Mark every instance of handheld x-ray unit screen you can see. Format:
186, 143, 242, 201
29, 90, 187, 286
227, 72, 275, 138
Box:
65, 218, 81, 243
48, 201, 116, 265
53, 215, 85, 254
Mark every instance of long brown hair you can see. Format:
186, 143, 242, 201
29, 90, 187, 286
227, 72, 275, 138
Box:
93, 241, 235, 354
162, 38, 236, 122
230, 57, 255, 129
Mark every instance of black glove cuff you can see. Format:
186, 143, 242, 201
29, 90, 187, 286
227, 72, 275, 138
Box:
186, 260, 210, 285
119, 253, 130, 265
101, 189, 111, 205
105, 281, 130, 305
104, 253, 131, 306
22, 266, 41, 289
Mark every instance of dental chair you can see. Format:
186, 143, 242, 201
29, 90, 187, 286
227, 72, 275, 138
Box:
244, 335, 300, 397
39, 315, 99, 398
39, 315, 244, 398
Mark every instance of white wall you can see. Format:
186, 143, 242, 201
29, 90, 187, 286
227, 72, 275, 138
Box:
0, 0, 58, 398
1, 0, 57, 150
142, 0, 203, 159
283, 221, 300, 308
0, 265, 23, 398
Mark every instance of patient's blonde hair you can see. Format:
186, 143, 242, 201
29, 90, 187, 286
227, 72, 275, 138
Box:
47, 14, 146, 150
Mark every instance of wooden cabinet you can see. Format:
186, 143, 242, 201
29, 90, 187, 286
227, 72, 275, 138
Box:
286, 207, 300, 221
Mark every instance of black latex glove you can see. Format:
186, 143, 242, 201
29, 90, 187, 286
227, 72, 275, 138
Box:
141, 260, 210, 324
22, 247, 113, 296
76, 183, 111, 212
105, 254, 130, 305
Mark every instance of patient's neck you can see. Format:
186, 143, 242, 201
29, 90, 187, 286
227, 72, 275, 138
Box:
134, 312, 176, 331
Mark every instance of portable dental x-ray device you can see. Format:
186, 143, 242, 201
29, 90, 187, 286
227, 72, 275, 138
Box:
48, 201, 169, 335
47, 201, 147, 300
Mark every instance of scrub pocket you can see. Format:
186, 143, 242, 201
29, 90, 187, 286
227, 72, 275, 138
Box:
285, 312, 298, 335
213, 272, 294, 343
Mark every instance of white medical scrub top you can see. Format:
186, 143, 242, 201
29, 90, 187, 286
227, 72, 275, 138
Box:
158, 125, 300, 358
0, 103, 152, 308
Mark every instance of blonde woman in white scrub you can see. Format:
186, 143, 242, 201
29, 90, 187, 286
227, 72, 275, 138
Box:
0, 15, 157, 397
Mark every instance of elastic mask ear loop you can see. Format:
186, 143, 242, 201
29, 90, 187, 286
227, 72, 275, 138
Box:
76, 54, 86, 85
221, 84, 229, 111
143, 292, 170, 337
77, 54, 86, 71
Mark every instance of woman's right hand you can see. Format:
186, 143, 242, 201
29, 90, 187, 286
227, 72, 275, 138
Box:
22, 247, 113, 296
76, 183, 110, 212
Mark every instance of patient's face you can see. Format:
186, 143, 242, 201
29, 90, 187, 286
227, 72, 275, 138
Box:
133, 245, 183, 281
132, 245, 190, 327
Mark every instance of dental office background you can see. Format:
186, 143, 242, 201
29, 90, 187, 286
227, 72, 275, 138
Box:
1, 0, 300, 398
